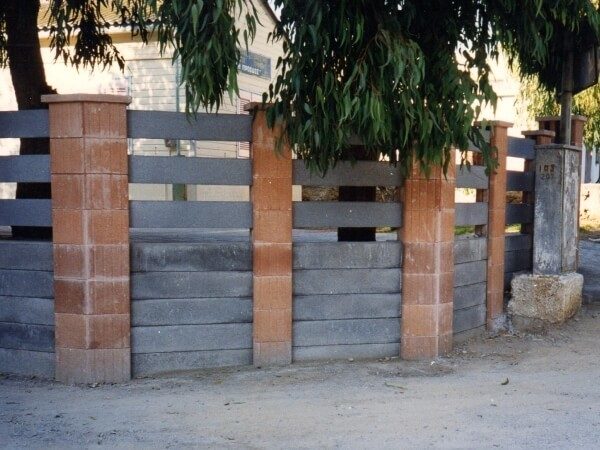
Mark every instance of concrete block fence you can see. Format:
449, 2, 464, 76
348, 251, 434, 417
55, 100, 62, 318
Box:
0, 93, 573, 383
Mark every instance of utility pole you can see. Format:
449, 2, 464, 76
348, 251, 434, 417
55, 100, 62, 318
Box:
560, 34, 574, 145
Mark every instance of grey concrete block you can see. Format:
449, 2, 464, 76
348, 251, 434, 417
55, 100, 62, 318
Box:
505, 250, 532, 273
131, 271, 252, 299
0, 348, 54, 378
293, 343, 399, 362
132, 349, 252, 376
505, 233, 533, 252
293, 318, 400, 347
509, 273, 583, 325
131, 242, 251, 272
0, 269, 53, 298
0, 296, 54, 325
455, 202, 488, 226
454, 237, 487, 264
132, 297, 252, 326
454, 304, 486, 334
293, 269, 401, 296
293, 242, 401, 270
454, 260, 487, 287
293, 294, 401, 321
131, 323, 252, 353
0, 241, 53, 271
0, 322, 54, 352
454, 283, 486, 311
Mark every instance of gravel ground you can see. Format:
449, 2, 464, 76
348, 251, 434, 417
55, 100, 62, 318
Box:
2, 306, 600, 449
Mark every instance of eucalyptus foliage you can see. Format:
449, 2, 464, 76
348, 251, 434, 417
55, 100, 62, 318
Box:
1, 0, 600, 175
265, 0, 600, 175
519, 76, 600, 150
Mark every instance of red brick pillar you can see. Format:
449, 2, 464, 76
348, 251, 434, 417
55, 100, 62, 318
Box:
537, 115, 587, 148
486, 122, 511, 330
401, 163, 455, 359
246, 103, 293, 366
42, 94, 131, 384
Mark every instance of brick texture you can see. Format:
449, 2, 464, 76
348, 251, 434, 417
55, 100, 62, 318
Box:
486, 122, 511, 329
401, 162, 455, 360
249, 104, 293, 366
43, 94, 131, 384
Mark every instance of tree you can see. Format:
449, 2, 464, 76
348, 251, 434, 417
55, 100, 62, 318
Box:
518, 76, 600, 150
2, 1, 600, 237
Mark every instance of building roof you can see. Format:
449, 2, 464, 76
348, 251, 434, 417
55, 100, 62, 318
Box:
38, 0, 278, 31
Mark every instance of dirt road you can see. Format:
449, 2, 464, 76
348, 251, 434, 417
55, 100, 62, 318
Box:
2, 306, 600, 449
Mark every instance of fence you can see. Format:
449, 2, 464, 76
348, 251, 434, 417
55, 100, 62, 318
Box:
0, 94, 577, 383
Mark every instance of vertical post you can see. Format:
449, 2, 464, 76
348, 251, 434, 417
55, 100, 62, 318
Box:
401, 163, 455, 359
43, 94, 131, 384
486, 122, 511, 330
521, 129, 555, 235
246, 103, 293, 366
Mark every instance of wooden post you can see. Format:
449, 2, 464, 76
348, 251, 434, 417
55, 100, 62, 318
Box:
246, 103, 293, 366
401, 163, 455, 359
486, 122, 511, 329
43, 94, 131, 384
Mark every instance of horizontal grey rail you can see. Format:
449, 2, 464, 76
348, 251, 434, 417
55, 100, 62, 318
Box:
456, 165, 488, 189
293, 160, 403, 187
131, 322, 252, 353
0, 348, 55, 378
294, 268, 401, 295
131, 242, 252, 272
0, 199, 52, 227
132, 271, 252, 299
454, 304, 486, 334
465, 129, 490, 152
293, 318, 400, 347
129, 201, 252, 228
0, 269, 54, 298
129, 156, 252, 185
507, 136, 535, 160
454, 282, 486, 311
0, 110, 49, 138
0, 241, 53, 271
293, 342, 399, 361
0, 296, 54, 326
506, 170, 534, 191
293, 242, 402, 270
132, 297, 252, 326
454, 260, 487, 287
506, 203, 534, 225
505, 251, 532, 273
0, 322, 54, 352
505, 233, 532, 251
455, 202, 488, 226
293, 294, 401, 321
0, 155, 50, 182
132, 349, 251, 375
454, 237, 487, 264
293, 202, 402, 228
127, 110, 252, 141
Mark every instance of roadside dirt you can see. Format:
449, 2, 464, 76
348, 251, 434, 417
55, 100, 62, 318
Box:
2, 306, 600, 449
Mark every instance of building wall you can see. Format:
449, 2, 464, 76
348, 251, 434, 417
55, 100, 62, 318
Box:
0, 1, 283, 202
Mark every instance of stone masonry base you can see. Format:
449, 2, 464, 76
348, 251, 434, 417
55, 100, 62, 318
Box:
508, 272, 583, 331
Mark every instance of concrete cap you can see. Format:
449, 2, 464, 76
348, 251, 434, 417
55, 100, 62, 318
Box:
41, 93, 131, 104
522, 129, 556, 138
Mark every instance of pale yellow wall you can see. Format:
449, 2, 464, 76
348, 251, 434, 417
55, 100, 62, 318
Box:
0, 1, 288, 201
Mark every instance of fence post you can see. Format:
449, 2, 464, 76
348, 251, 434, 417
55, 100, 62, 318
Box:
246, 103, 293, 366
42, 94, 131, 384
401, 163, 455, 359
486, 122, 512, 330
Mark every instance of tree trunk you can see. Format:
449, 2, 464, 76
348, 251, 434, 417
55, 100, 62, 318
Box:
3, 0, 55, 239
337, 146, 377, 242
